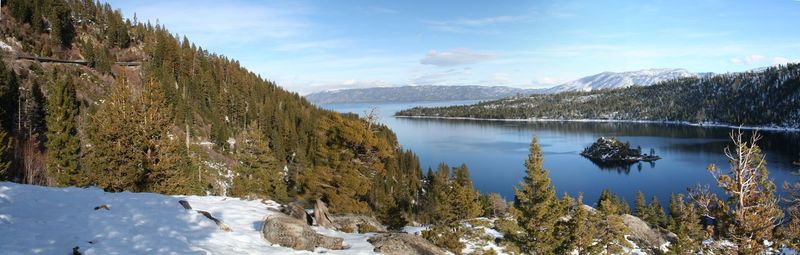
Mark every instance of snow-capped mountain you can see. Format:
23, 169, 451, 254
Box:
544, 68, 698, 93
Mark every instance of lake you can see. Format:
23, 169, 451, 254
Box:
321, 101, 800, 207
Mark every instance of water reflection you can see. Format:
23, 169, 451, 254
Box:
323, 101, 800, 206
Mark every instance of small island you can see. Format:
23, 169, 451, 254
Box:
580, 137, 661, 165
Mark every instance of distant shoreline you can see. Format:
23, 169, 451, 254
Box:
394, 115, 800, 132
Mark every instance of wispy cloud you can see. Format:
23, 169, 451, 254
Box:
420, 48, 497, 67
772, 56, 790, 66
117, 1, 311, 47
271, 39, 349, 52
361, 6, 398, 14
423, 15, 529, 34
410, 68, 473, 85
730, 54, 765, 65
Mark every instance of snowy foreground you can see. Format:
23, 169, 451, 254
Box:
0, 182, 378, 255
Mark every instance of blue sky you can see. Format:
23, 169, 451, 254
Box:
104, 0, 800, 94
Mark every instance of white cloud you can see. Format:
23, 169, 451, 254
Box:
410, 68, 472, 85
362, 6, 398, 14
529, 77, 564, 87
730, 54, 764, 64
271, 39, 348, 52
420, 48, 497, 67
115, 1, 311, 48
423, 15, 528, 34
772, 56, 790, 66
743, 54, 765, 64
477, 73, 513, 85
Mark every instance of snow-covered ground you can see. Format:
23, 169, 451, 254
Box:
0, 182, 377, 255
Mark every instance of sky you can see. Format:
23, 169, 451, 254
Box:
104, 0, 800, 95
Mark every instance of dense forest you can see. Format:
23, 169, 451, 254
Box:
397, 64, 800, 129
0, 0, 469, 228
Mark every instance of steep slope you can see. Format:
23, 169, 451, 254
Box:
306, 85, 542, 104
0, 0, 423, 221
544, 68, 698, 93
397, 64, 800, 129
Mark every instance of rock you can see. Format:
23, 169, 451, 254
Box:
622, 214, 669, 253
314, 199, 334, 228
330, 214, 387, 233
368, 233, 448, 255
281, 201, 313, 225
197, 210, 233, 232
261, 213, 345, 251
178, 200, 192, 210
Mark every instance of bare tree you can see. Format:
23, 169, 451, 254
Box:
363, 107, 380, 131
703, 131, 782, 255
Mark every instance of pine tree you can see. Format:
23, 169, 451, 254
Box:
566, 194, 600, 255
85, 78, 144, 191
511, 136, 564, 254
667, 193, 703, 254
139, 80, 198, 195
0, 62, 16, 180
450, 163, 483, 221
45, 75, 81, 186
593, 199, 631, 254
634, 190, 647, 219
230, 125, 287, 201
50, 0, 76, 48
0, 127, 10, 179
647, 195, 667, 228
708, 132, 783, 255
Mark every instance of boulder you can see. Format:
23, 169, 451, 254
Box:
368, 233, 448, 255
314, 199, 334, 228
622, 214, 669, 252
261, 213, 345, 251
281, 201, 313, 225
331, 214, 387, 233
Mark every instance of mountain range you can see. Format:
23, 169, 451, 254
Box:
305, 68, 707, 104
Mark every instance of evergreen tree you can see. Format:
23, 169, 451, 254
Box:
0, 62, 16, 180
667, 193, 703, 254
634, 190, 646, 219
85, 78, 144, 192
45, 75, 81, 186
230, 125, 287, 201
0, 128, 9, 177
647, 195, 667, 228
139, 80, 198, 195
49, 0, 75, 48
593, 199, 631, 254
450, 163, 483, 220
708, 132, 783, 255
510, 136, 564, 254
566, 194, 600, 255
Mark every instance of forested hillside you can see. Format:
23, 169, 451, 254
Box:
397, 64, 800, 129
0, 0, 459, 226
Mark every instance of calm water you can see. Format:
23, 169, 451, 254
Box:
321, 101, 800, 206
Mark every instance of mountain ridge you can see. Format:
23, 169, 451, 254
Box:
306, 68, 705, 104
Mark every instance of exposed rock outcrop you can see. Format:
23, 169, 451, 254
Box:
261, 213, 345, 251
622, 214, 669, 253
331, 214, 387, 233
367, 233, 448, 255
281, 201, 313, 225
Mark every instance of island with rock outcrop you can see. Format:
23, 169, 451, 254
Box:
580, 137, 661, 166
